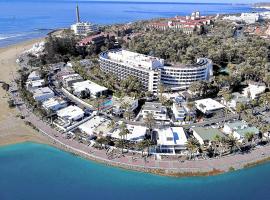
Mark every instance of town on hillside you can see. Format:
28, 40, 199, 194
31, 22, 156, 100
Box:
8, 5, 270, 162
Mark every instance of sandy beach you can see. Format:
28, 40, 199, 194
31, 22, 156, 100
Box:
0, 39, 51, 146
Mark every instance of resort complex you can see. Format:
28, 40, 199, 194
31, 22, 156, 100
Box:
99, 49, 213, 93
5, 5, 270, 176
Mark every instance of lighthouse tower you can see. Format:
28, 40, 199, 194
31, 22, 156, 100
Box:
76, 4, 81, 23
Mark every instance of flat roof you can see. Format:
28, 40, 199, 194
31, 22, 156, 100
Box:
28, 71, 40, 79
33, 87, 54, 96
27, 79, 45, 87
110, 124, 147, 141
57, 105, 84, 120
195, 98, 225, 112
143, 102, 164, 112
225, 121, 260, 137
167, 58, 211, 69
102, 49, 164, 71
42, 97, 67, 108
72, 80, 108, 94
112, 96, 137, 108
157, 127, 187, 146
62, 73, 82, 81
192, 127, 225, 141
79, 116, 110, 135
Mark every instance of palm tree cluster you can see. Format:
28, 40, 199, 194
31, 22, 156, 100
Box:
185, 134, 242, 160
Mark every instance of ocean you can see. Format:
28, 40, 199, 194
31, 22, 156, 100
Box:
0, 142, 269, 200
0, 0, 266, 47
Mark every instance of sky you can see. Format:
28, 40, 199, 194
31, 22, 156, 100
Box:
76, 0, 270, 4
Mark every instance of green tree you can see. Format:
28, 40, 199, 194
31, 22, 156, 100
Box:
185, 137, 200, 160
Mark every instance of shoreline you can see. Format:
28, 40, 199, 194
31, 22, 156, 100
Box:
1, 38, 270, 178
0, 38, 52, 147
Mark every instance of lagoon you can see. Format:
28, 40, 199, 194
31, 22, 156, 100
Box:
0, 142, 269, 200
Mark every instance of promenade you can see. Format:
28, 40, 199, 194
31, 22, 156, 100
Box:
12, 89, 270, 175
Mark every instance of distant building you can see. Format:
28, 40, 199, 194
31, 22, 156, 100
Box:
42, 97, 68, 112
147, 11, 213, 34
78, 34, 105, 47
223, 13, 261, 24
156, 127, 187, 154
191, 127, 225, 145
223, 121, 260, 142
32, 87, 55, 102
70, 5, 99, 36
195, 98, 225, 114
141, 102, 167, 121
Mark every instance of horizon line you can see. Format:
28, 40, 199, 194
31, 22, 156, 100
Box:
24, 0, 253, 6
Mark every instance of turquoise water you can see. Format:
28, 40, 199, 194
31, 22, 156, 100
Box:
0, 0, 265, 47
0, 142, 269, 200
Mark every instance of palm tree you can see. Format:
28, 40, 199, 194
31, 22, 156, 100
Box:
123, 110, 134, 121
144, 139, 153, 156
212, 134, 224, 157
144, 112, 155, 141
118, 123, 129, 153
226, 134, 241, 153
107, 120, 116, 129
137, 140, 147, 157
185, 137, 200, 160
244, 132, 255, 148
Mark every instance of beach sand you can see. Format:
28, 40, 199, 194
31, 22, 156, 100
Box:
0, 39, 51, 146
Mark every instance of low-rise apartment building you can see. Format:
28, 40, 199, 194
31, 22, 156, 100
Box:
223, 121, 260, 142
142, 102, 167, 121
71, 80, 109, 98
191, 127, 226, 145
56, 105, 84, 122
195, 98, 225, 115
156, 127, 187, 154
61, 74, 83, 88
32, 87, 55, 102
42, 97, 68, 112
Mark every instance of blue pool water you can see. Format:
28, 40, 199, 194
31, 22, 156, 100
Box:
0, 142, 269, 200
0, 0, 266, 47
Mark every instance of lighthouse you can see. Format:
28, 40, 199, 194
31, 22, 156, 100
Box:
76, 4, 80, 23
71, 5, 99, 36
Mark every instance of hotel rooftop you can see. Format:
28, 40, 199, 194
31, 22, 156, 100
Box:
106, 49, 164, 70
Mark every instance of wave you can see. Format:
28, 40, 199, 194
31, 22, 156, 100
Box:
0, 34, 26, 40
0, 30, 48, 41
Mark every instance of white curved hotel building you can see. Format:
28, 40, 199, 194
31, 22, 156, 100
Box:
99, 49, 212, 93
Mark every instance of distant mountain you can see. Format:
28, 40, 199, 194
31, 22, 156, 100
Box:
254, 2, 270, 9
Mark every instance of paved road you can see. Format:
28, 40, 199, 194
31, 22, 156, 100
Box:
9, 82, 270, 174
